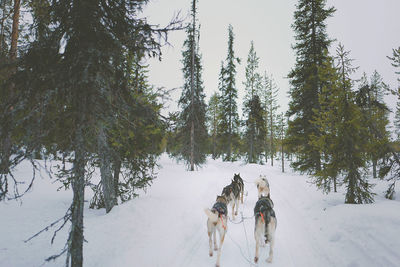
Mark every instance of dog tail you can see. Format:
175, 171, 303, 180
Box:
204, 208, 218, 223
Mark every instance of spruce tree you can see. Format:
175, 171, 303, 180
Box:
311, 46, 375, 203
218, 24, 240, 161
3, 0, 180, 265
286, 0, 335, 174
176, 0, 208, 170
206, 92, 221, 159
261, 73, 280, 166
242, 41, 265, 163
380, 47, 400, 199
276, 113, 286, 172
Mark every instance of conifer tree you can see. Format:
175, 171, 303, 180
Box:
2, 1, 181, 265
261, 73, 280, 166
206, 92, 221, 159
286, 0, 335, 174
176, 0, 208, 170
311, 46, 375, 203
242, 41, 265, 163
218, 24, 240, 161
276, 113, 286, 172
380, 47, 400, 199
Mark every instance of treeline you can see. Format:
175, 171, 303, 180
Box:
166, 0, 400, 205
167, 1, 287, 170
1, 0, 181, 266
285, 0, 400, 203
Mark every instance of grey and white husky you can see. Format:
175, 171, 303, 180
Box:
254, 195, 277, 263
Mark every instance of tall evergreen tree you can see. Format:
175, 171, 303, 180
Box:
311, 46, 374, 203
243, 94, 266, 164
218, 24, 240, 161
286, 0, 336, 174
260, 73, 280, 166
176, 0, 208, 170
242, 41, 265, 163
2, 1, 181, 265
276, 113, 286, 173
380, 47, 400, 199
206, 92, 221, 159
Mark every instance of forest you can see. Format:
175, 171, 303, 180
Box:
1, 0, 399, 266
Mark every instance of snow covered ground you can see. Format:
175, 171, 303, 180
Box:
1, 154, 400, 267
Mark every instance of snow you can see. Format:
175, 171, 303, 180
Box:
1, 154, 400, 267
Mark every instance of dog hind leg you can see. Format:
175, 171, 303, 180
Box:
213, 228, 218, 251
216, 226, 225, 267
208, 229, 213, 257
266, 220, 276, 263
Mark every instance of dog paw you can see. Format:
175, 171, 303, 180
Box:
254, 257, 258, 263
209, 252, 213, 257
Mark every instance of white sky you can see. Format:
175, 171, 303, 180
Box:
143, 0, 400, 120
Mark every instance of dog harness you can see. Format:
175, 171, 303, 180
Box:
212, 202, 227, 216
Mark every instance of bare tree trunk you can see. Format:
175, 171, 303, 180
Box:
372, 159, 377, 179
70, 126, 86, 267
281, 141, 284, 173
270, 109, 273, 166
0, 0, 8, 54
98, 125, 117, 213
113, 159, 121, 197
9, 0, 20, 61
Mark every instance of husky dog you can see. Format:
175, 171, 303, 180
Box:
255, 175, 270, 198
233, 173, 244, 204
221, 180, 241, 220
254, 196, 277, 263
204, 195, 228, 267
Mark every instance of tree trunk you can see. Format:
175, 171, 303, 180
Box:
98, 125, 117, 213
270, 111, 273, 166
70, 126, 86, 267
372, 159, 377, 179
113, 159, 121, 197
9, 0, 20, 61
281, 141, 284, 173
0, 0, 8, 54
333, 175, 337, 193
189, 0, 196, 172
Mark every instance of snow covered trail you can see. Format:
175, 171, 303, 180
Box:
1, 155, 400, 267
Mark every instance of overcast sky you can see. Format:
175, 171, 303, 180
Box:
143, 0, 400, 120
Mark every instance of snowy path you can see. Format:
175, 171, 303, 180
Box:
1, 155, 400, 267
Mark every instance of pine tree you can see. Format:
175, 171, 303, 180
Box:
380, 47, 400, 199
242, 41, 264, 163
260, 73, 280, 166
218, 24, 240, 161
286, 0, 336, 174
276, 113, 286, 172
311, 46, 375, 203
176, 0, 208, 170
3, 0, 181, 265
206, 92, 221, 159
310, 53, 341, 193
243, 94, 266, 164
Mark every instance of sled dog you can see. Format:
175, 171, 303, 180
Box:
233, 173, 244, 204
255, 175, 270, 198
254, 196, 277, 263
204, 195, 228, 267
221, 179, 241, 220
